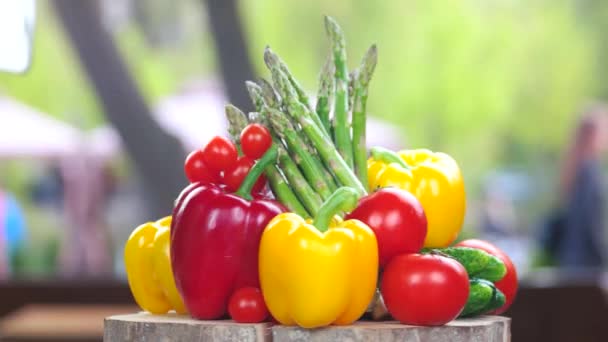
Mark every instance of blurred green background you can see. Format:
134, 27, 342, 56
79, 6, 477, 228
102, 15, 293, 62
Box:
1, 0, 607, 277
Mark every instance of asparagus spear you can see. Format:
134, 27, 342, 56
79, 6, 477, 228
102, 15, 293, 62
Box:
348, 70, 357, 111
325, 16, 354, 169
225, 104, 309, 217
316, 56, 334, 135
267, 163, 310, 218
269, 98, 366, 196
225, 104, 248, 145
264, 46, 312, 110
264, 47, 328, 138
258, 77, 280, 109
266, 107, 336, 200
276, 147, 323, 215
245, 81, 265, 112
352, 45, 378, 190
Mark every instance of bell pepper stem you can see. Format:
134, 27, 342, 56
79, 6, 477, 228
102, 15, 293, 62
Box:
370, 146, 410, 170
235, 144, 279, 200
313, 187, 360, 232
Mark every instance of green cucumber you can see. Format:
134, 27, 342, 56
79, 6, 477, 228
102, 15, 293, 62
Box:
483, 286, 506, 313
460, 278, 495, 317
475, 255, 507, 282
460, 278, 506, 317
432, 247, 507, 282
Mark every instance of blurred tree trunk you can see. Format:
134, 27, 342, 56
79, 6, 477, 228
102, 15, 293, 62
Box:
53, 0, 187, 219
202, 0, 255, 112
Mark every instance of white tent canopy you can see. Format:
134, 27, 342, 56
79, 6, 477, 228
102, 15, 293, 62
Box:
0, 97, 82, 158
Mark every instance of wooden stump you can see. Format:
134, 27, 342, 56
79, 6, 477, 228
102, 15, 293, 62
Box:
104, 313, 510, 342
104, 313, 271, 342
272, 316, 510, 342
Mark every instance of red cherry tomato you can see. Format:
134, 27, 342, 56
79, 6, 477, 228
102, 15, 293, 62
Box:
202, 136, 238, 173
240, 124, 272, 160
381, 253, 469, 326
455, 239, 518, 314
184, 149, 220, 183
228, 287, 269, 323
346, 188, 427, 267
224, 156, 266, 193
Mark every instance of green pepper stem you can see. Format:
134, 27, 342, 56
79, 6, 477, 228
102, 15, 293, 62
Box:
313, 187, 360, 232
370, 146, 410, 169
235, 144, 278, 200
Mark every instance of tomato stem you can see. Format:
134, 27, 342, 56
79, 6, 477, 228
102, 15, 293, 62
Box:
235, 144, 278, 200
313, 187, 359, 232
370, 147, 410, 170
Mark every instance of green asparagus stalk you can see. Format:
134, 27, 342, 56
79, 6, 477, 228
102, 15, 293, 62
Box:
348, 70, 357, 111
325, 16, 354, 169
316, 56, 334, 135
264, 46, 312, 110
270, 91, 366, 196
258, 78, 280, 109
264, 47, 328, 138
225, 104, 248, 145
276, 147, 323, 215
245, 81, 265, 112
266, 107, 337, 200
266, 163, 310, 218
352, 45, 378, 190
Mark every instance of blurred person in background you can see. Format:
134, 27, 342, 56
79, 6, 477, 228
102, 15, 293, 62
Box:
0, 187, 27, 278
540, 104, 608, 268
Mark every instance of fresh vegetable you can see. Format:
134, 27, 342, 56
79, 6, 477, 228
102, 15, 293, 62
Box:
324, 16, 353, 168
275, 146, 323, 215
124, 216, 186, 314
259, 187, 378, 328
460, 279, 506, 317
266, 107, 337, 200
202, 136, 238, 174
264, 48, 327, 137
368, 147, 465, 247
223, 155, 266, 194
315, 57, 334, 135
171, 145, 286, 319
240, 124, 273, 160
346, 187, 427, 267
381, 253, 469, 326
456, 239, 518, 314
432, 246, 507, 282
351, 45, 378, 189
228, 287, 269, 323
225, 104, 249, 147
184, 149, 220, 184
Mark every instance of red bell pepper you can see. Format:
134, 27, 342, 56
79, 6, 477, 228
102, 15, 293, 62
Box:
171, 144, 285, 320
346, 188, 427, 267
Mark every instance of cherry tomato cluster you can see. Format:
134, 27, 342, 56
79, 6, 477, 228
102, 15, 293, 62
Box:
184, 124, 273, 193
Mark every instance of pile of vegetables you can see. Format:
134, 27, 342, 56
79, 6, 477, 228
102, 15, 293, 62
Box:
124, 16, 518, 328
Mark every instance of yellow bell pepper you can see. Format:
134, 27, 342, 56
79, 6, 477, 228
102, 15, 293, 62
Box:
259, 187, 378, 328
367, 147, 466, 248
124, 216, 187, 314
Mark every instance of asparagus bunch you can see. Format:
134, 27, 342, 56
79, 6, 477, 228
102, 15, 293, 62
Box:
228, 16, 377, 218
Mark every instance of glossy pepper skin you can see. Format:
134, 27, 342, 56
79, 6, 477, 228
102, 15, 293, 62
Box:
124, 216, 186, 314
259, 187, 379, 328
367, 147, 466, 248
171, 145, 286, 320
